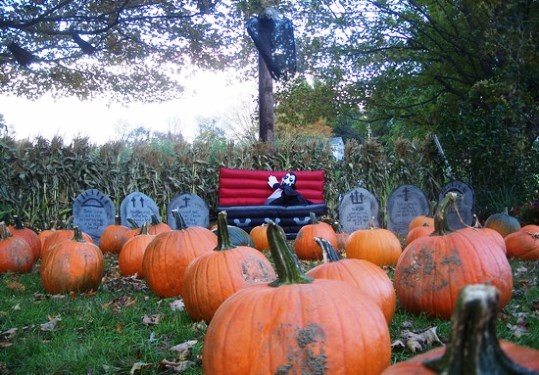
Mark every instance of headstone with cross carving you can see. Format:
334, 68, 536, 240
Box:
167, 193, 210, 229
339, 187, 380, 233
120, 192, 161, 228
72, 189, 115, 243
438, 180, 475, 230
386, 185, 430, 236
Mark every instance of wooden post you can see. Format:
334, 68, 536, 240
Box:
258, 53, 274, 147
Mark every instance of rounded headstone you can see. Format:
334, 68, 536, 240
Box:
339, 187, 380, 233
167, 193, 209, 229
72, 189, 115, 243
386, 185, 430, 236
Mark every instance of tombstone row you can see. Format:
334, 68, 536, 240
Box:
72, 180, 474, 242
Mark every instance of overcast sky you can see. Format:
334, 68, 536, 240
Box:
0, 70, 256, 144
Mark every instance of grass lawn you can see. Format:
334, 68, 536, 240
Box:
1, 254, 538, 374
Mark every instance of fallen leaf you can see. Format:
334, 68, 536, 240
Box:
40, 315, 61, 331
6, 281, 25, 291
143, 314, 161, 326
170, 340, 197, 360
129, 361, 152, 374
160, 359, 197, 373
169, 299, 185, 312
401, 326, 443, 353
12, 303, 21, 311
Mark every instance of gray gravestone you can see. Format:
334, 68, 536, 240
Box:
339, 187, 380, 233
120, 192, 160, 228
386, 185, 430, 236
167, 193, 210, 229
438, 180, 474, 230
72, 189, 115, 243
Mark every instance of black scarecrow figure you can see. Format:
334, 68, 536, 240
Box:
246, 7, 296, 81
265, 172, 312, 206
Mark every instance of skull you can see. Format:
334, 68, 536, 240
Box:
281, 172, 296, 187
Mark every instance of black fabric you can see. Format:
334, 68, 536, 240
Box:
217, 203, 327, 240
267, 185, 312, 206
246, 8, 296, 81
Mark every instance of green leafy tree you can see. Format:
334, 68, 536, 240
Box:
0, 0, 246, 102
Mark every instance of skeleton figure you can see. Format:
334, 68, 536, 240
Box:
265, 172, 311, 206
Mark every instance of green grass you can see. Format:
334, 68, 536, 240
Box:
0, 255, 538, 374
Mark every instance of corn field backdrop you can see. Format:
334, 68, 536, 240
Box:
0, 133, 532, 231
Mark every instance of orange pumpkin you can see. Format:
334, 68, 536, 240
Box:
182, 211, 276, 322
346, 226, 402, 266
147, 214, 171, 235
504, 225, 539, 260
40, 226, 104, 294
382, 284, 539, 374
8, 216, 41, 260
405, 223, 434, 245
0, 223, 35, 273
118, 222, 156, 278
394, 193, 513, 319
98, 221, 131, 254
42, 228, 94, 259
202, 221, 391, 374
307, 237, 396, 323
294, 212, 338, 260
142, 210, 217, 298
408, 215, 434, 231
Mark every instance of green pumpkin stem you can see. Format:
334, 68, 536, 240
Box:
267, 221, 313, 287
215, 211, 234, 251
137, 222, 149, 236
309, 212, 319, 224
72, 226, 86, 242
424, 284, 537, 374
315, 237, 340, 262
150, 214, 161, 225
171, 209, 188, 230
127, 218, 139, 229
432, 192, 458, 235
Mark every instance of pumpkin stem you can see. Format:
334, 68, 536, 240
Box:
0, 222, 12, 240
432, 192, 458, 235
215, 211, 235, 251
150, 214, 161, 225
315, 237, 340, 263
267, 221, 313, 287
72, 226, 86, 242
309, 211, 319, 224
424, 284, 538, 374
13, 215, 25, 230
137, 221, 149, 236
127, 218, 139, 229
171, 209, 188, 230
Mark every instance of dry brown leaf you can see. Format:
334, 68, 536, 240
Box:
12, 303, 21, 311
390, 339, 405, 350
170, 340, 197, 360
401, 326, 443, 353
507, 323, 529, 338
143, 314, 161, 326
6, 281, 25, 291
40, 315, 61, 331
160, 359, 197, 373
129, 361, 152, 374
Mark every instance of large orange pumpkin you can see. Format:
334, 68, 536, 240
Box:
202, 221, 391, 374
182, 211, 276, 322
0, 223, 35, 274
394, 193, 513, 319
294, 212, 338, 260
42, 228, 94, 259
8, 216, 41, 261
307, 237, 396, 323
505, 224, 539, 260
40, 226, 104, 294
118, 222, 156, 278
142, 210, 217, 298
345, 226, 402, 266
382, 284, 539, 374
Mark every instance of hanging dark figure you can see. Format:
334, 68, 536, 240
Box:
246, 7, 296, 81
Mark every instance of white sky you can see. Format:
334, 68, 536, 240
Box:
0, 70, 257, 144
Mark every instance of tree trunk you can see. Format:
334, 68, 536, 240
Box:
258, 54, 274, 149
